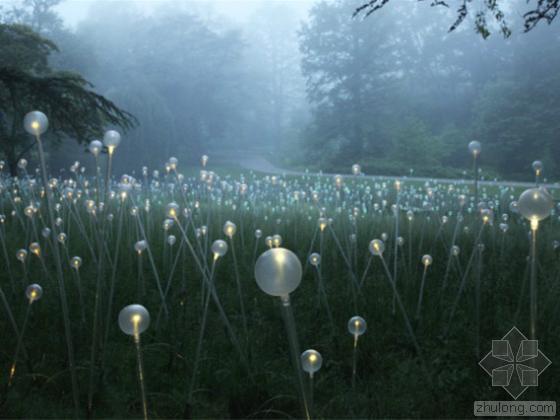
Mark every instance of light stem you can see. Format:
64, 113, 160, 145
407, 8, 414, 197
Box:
35, 134, 80, 417
530, 221, 538, 340
280, 295, 310, 420
134, 333, 148, 420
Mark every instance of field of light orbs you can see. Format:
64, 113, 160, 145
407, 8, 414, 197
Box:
0, 111, 559, 418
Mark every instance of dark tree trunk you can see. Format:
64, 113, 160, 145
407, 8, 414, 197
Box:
8, 159, 17, 177
5, 147, 17, 177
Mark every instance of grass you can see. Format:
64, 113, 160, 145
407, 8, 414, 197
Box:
0, 167, 559, 418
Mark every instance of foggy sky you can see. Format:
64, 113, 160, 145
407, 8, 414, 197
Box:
55, 0, 317, 28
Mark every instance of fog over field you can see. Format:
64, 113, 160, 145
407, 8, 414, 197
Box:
1, 1, 560, 418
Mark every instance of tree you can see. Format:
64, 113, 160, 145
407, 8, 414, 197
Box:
0, 24, 135, 175
73, 3, 247, 168
240, 4, 310, 153
0, 0, 64, 36
355, 0, 559, 39
300, 0, 470, 169
299, 0, 560, 179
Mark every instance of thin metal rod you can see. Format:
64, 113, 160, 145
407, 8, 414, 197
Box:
134, 334, 148, 420
280, 295, 310, 420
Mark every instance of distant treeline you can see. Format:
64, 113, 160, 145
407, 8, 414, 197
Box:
1, 0, 559, 180
297, 1, 560, 180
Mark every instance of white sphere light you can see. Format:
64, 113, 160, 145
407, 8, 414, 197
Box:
518, 188, 553, 223
468, 140, 481, 157
29, 242, 41, 256
422, 254, 433, 266
166, 202, 180, 219
88, 140, 103, 157
211, 239, 228, 257
118, 304, 150, 336
23, 111, 48, 136
301, 349, 322, 376
71, 256, 82, 270
265, 236, 273, 248
223, 221, 237, 237
272, 234, 282, 248
103, 130, 121, 151
16, 249, 28, 262
348, 315, 367, 337
25, 283, 43, 302
451, 245, 460, 256
532, 160, 543, 174
308, 252, 321, 267
134, 240, 148, 254
57, 232, 67, 244
18, 158, 28, 169
369, 239, 385, 256
255, 248, 302, 297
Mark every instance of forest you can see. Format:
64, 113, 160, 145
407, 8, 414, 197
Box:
0, 1, 559, 419
2, 0, 559, 180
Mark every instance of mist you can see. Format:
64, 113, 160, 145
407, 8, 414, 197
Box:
2, 0, 560, 178
2, 1, 560, 418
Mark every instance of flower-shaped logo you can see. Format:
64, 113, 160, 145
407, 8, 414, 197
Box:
479, 326, 551, 399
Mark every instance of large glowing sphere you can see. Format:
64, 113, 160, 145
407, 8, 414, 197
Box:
517, 188, 553, 222
255, 248, 302, 297
118, 304, 150, 336
23, 111, 48, 136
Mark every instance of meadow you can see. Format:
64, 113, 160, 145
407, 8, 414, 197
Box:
0, 121, 559, 418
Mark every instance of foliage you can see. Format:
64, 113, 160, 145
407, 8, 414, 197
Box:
0, 23, 136, 175
300, 0, 560, 180
354, 0, 560, 38
0, 167, 559, 417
